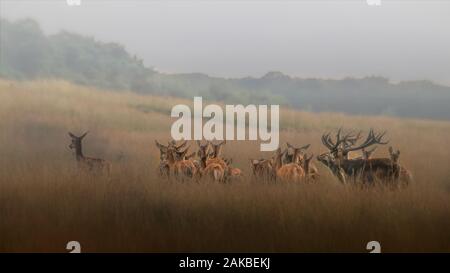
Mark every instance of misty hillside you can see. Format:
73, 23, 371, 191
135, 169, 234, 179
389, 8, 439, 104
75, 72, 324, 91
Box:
2, 18, 450, 120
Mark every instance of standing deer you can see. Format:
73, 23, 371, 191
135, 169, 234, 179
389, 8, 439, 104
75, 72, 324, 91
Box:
250, 158, 274, 181
166, 145, 197, 180
317, 128, 409, 186
286, 142, 319, 180
68, 132, 111, 175
206, 140, 228, 170
196, 140, 224, 182
223, 158, 243, 181
270, 147, 305, 182
285, 143, 310, 164
155, 140, 195, 179
389, 146, 412, 187
302, 153, 317, 181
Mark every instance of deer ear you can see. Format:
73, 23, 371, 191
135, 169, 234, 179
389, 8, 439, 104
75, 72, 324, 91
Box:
80, 131, 88, 139
302, 144, 311, 150
155, 140, 165, 149
68, 132, 76, 138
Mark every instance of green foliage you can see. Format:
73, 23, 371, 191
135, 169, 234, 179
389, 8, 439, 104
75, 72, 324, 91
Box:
0, 18, 155, 91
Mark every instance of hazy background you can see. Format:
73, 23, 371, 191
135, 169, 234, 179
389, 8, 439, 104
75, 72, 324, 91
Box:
1, 0, 450, 85
1, 0, 450, 120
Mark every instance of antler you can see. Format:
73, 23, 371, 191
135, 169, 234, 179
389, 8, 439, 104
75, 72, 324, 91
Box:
342, 129, 389, 153
321, 128, 355, 152
321, 128, 387, 156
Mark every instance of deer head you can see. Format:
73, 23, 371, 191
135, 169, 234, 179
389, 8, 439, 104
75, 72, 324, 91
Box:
224, 158, 233, 166
208, 140, 226, 158
196, 140, 210, 159
156, 140, 188, 161
286, 142, 311, 164
174, 145, 191, 161
68, 131, 88, 158
155, 140, 168, 161
250, 158, 273, 177
316, 153, 346, 183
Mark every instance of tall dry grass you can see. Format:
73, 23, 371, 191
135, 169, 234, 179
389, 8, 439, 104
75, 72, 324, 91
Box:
1, 79, 450, 252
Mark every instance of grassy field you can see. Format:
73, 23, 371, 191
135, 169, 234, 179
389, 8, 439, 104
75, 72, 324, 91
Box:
1, 79, 450, 252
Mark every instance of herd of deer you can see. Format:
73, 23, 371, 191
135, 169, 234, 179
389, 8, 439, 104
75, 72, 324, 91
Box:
68, 128, 412, 187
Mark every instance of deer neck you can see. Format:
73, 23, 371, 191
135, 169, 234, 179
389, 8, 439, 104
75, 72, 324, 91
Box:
166, 150, 176, 165
200, 156, 208, 169
292, 149, 301, 164
75, 143, 84, 161
303, 161, 309, 174
274, 154, 283, 170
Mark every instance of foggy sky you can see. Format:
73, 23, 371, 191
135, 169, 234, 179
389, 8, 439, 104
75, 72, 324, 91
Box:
1, 0, 450, 85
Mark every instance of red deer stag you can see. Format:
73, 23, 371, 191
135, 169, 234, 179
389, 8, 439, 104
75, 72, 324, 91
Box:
317, 129, 409, 187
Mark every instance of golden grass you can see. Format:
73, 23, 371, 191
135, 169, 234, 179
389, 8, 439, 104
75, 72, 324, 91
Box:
1, 79, 450, 252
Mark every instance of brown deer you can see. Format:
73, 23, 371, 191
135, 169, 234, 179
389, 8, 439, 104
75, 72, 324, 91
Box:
223, 158, 243, 180
270, 147, 304, 182
318, 128, 407, 186
285, 143, 310, 164
165, 145, 197, 180
302, 153, 317, 181
155, 140, 195, 179
206, 140, 228, 170
155, 140, 171, 177
389, 146, 412, 187
196, 140, 224, 182
250, 158, 274, 180
68, 132, 111, 175
286, 142, 319, 180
